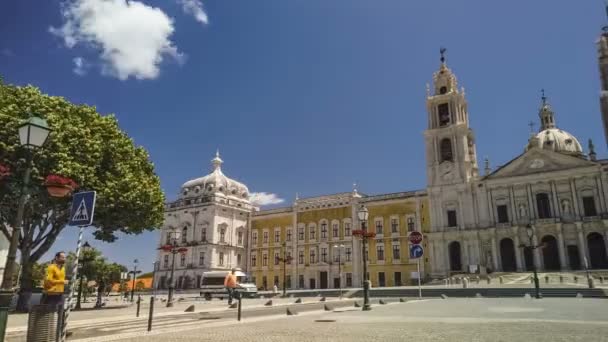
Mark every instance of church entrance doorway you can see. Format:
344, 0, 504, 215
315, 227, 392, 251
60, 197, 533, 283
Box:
499, 238, 517, 272
587, 232, 608, 269
541, 235, 561, 271
448, 241, 462, 272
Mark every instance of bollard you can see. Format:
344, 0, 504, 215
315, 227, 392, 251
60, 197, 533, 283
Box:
147, 296, 155, 332
499, 276, 504, 284
588, 277, 595, 289
600, 277, 605, 284
136, 296, 141, 317
462, 278, 469, 289
573, 276, 578, 284
444, 279, 449, 287
545, 276, 550, 284
486, 278, 491, 285
560, 276, 564, 284
26, 305, 57, 342
237, 294, 242, 321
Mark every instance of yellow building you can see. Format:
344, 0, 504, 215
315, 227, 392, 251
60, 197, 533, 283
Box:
249, 189, 429, 290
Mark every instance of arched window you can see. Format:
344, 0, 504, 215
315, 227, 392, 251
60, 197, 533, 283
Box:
440, 138, 453, 162
536, 193, 551, 219
182, 227, 187, 243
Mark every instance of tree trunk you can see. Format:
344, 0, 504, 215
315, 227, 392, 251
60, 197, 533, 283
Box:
16, 250, 33, 312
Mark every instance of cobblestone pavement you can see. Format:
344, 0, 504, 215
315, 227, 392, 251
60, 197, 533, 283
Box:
110, 298, 608, 342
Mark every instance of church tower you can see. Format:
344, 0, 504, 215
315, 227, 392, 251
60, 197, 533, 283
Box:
598, 5, 608, 147
424, 49, 479, 187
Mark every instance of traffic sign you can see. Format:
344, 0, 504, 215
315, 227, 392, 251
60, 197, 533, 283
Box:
69, 191, 96, 226
410, 244, 424, 259
408, 231, 423, 245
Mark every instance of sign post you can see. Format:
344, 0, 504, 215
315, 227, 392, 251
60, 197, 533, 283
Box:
409, 232, 424, 300
62, 191, 96, 342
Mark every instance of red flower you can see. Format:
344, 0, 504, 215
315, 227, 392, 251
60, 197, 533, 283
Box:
0, 164, 10, 178
44, 174, 78, 189
177, 247, 188, 254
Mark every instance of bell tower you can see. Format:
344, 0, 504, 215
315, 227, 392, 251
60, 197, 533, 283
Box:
598, 4, 608, 147
424, 49, 479, 187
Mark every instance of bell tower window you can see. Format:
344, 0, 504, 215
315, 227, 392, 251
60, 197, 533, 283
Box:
438, 103, 450, 127
440, 138, 453, 162
439, 86, 447, 94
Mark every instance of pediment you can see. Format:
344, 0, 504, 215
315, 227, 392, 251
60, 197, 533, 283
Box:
486, 147, 597, 180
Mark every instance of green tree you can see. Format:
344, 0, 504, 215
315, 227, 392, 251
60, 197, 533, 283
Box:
0, 79, 164, 311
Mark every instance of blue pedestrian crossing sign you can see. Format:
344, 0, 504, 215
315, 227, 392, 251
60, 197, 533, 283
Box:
69, 191, 96, 226
410, 244, 424, 259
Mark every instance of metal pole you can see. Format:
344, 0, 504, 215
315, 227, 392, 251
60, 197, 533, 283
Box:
529, 236, 541, 299
361, 222, 371, 311
338, 250, 342, 299
584, 257, 594, 288
417, 258, 422, 299
237, 294, 242, 321
61, 226, 85, 342
130, 264, 137, 302
147, 296, 155, 332
282, 244, 287, 297
75, 270, 84, 309
136, 295, 141, 317
167, 246, 176, 307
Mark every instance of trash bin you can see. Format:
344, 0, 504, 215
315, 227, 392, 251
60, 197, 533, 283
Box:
26, 305, 58, 342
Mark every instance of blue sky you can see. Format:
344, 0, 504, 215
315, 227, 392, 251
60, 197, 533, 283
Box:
0, 0, 605, 271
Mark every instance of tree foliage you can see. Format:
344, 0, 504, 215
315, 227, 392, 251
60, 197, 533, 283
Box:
0, 78, 164, 306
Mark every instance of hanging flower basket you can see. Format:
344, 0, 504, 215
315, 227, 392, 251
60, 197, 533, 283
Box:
44, 174, 78, 198
0, 164, 10, 180
160, 245, 173, 252
177, 247, 188, 255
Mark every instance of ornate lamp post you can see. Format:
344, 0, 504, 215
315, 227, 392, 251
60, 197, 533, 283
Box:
161, 229, 184, 307
278, 242, 293, 297
129, 259, 141, 302
521, 224, 542, 299
333, 244, 345, 299
353, 205, 374, 311
75, 242, 93, 310
1, 116, 51, 291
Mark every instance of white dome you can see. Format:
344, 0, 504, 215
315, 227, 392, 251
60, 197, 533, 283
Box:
180, 152, 250, 200
532, 128, 583, 155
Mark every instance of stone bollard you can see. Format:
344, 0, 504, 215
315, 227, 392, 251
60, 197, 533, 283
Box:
462, 278, 469, 289
545, 276, 549, 284
588, 277, 596, 289
444, 279, 449, 287
286, 307, 298, 316
487, 277, 491, 285
499, 276, 504, 285
184, 305, 195, 312
560, 276, 564, 284
573, 276, 578, 284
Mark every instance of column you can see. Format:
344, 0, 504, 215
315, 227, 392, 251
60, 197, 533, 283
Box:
570, 179, 581, 218
577, 223, 587, 266
532, 235, 542, 270
462, 240, 469, 269
428, 240, 436, 274
444, 239, 451, 274
604, 230, 608, 259
551, 181, 561, 218
557, 224, 568, 270
513, 234, 524, 271
491, 236, 499, 271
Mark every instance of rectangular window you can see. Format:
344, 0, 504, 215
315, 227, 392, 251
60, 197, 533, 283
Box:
262, 253, 268, 266
497, 205, 509, 223
199, 252, 205, 266
438, 103, 450, 126
346, 273, 353, 287
263, 231, 269, 244
310, 227, 316, 240
321, 224, 327, 238
345, 247, 352, 261
251, 255, 257, 267
201, 228, 207, 242
392, 244, 400, 260
220, 229, 226, 243
298, 227, 305, 240
180, 254, 186, 266
237, 254, 242, 266
321, 248, 327, 263
286, 275, 292, 289
286, 229, 292, 242
394, 272, 402, 286
262, 276, 267, 290
334, 250, 340, 262
407, 217, 415, 232
274, 253, 280, 265
391, 218, 399, 233
274, 276, 279, 287
165, 234, 171, 245
447, 210, 458, 227
286, 251, 292, 264
163, 255, 169, 269
377, 245, 384, 261
583, 196, 598, 217
251, 231, 257, 245
375, 220, 383, 235
298, 251, 304, 265
218, 252, 224, 266
536, 193, 551, 219
378, 272, 386, 287
275, 230, 280, 243
344, 222, 351, 236
182, 229, 187, 243
237, 231, 243, 245
299, 275, 305, 289
333, 224, 339, 238
310, 249, 316, 264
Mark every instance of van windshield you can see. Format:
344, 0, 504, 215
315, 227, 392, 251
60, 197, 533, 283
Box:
201, 277, 224, 286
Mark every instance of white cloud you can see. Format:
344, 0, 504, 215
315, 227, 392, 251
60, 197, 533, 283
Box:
50, 0, 183, 80
72, 56, 87, 75
177, 0, 208, 25
249, 192, 285, 207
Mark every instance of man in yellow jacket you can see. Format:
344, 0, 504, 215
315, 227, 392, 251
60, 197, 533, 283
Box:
42, 251, 68, 307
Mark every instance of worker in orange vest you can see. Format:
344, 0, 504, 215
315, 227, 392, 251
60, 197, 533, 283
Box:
224, 268, 238, 305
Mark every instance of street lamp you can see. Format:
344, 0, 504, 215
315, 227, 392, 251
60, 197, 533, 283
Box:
333, 244, 345, 299
129, 259, 141, 302
353, 205, 373, 311
1, 115, 51, 292
278, 242, 293, 297
522, 224, 542, 299
75, 242, 93, 310
164, 229, 182, 307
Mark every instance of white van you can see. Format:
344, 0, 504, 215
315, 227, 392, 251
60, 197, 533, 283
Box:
200, 270, 258, 300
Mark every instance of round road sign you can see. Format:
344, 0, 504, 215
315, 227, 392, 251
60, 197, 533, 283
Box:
409, 231, 423, 245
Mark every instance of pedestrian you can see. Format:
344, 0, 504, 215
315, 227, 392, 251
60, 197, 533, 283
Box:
224, 268, 238, 305
42, 251, 68, 308
273, 283, 278, 294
